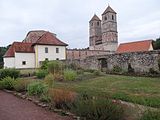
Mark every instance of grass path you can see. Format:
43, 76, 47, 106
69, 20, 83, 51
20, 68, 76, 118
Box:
55, 74, 160, 108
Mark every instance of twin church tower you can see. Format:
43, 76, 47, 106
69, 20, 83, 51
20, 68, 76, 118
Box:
89, 5, 118, 51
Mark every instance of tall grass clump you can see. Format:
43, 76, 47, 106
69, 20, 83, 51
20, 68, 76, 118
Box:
44, 74, 54, 88
64, 69, 77, 81
0, 68, 20, 80
47, 61, 64, 75
27, 82, 48, 96
49, 88, 77, 109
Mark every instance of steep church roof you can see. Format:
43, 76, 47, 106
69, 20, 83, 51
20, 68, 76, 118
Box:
116, 40, 153, 53
90, 14, 101, 22
102, 5, 116, 15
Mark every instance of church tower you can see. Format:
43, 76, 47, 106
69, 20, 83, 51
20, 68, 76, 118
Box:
101, 5, 118, 51
89, 14, 102, 50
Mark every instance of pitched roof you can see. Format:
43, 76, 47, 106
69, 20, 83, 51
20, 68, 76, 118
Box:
90, 14, 101, 22
4, 42, 34, 57
102, 5, 116, 15
32, 32, 68, 46
116, 40, 153, 53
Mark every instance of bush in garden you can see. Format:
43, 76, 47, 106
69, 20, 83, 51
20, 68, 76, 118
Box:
14, 79, 33, 92
36, 69, 48, 79
140, 110, 160, 120
49, 88, 77, 109
41, 59, 49, 69
40, 94, 51, 103
93, 70, 101, 76
44, 74, 54, 88
0, 81, 4, 90
1, 77, 15, 90
71, 94, 124, 120
27, 82, 48, 96
64, 69, 77, 81
0, 68, 20, 80
47, 61, 64, 75
149, 68, 158, 75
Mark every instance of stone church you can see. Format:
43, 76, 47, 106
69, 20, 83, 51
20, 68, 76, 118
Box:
89, 5, 118, 51
67, 5, 118, 60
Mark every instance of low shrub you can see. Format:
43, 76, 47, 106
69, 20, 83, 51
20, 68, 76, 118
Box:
44, 74, 54, 87
49, 88, 77, 109
0, 81, 4, 90
1, 77, 15, 90
27, 82, 48, 96
71, 94, 124, 120
14, 79, 33, 92
41, 60, 49, 69
64, 69, 77, 81
112, 65, 122, 73
0, 68, 20, 80
140, 110, 160, 120
93, 70, 101, 76
84, 69, 95, 73
36, 69, 48, 79
149, 68, 158, 75
40, 94, 51, 103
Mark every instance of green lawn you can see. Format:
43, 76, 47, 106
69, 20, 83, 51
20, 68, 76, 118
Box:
55, 74, 160, 108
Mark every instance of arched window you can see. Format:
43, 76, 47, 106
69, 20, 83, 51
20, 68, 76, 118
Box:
112, 15, 114, 20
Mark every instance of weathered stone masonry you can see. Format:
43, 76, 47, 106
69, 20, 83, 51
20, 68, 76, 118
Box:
65, 50, 160, 73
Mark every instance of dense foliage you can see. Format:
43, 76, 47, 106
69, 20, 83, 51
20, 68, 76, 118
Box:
0, 68, 20, 80
153, 38, 160, 50
140, 110, 160, 120
0, 47, 8, 68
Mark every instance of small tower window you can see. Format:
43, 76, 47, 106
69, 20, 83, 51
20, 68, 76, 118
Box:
97, 22, 99, 26
112, 15, 114, 20
105, 16, 107, 20
91, 22, 93, 26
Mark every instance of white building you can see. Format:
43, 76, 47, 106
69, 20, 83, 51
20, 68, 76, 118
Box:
3, 30, 68, 69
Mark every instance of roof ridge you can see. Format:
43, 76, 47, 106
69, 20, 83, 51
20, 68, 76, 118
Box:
120, 39, 153, 45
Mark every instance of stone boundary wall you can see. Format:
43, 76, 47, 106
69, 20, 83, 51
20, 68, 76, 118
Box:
65, 50, 160, 73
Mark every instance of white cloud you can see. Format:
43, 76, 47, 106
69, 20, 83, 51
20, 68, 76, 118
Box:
0, 0, 160, 48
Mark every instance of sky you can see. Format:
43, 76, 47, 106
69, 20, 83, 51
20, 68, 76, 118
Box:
0, 0, 160, 48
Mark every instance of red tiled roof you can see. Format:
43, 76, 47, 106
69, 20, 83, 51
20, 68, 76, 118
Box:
33, 32, 68, 46
4, 42, 34, 57
116, 40, 153, 53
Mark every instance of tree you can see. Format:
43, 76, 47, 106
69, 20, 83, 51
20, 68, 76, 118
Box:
0, 47, 8, 68
153, 37, 160, 50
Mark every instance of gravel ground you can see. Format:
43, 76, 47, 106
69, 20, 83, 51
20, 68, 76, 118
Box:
0, 90, 73, 120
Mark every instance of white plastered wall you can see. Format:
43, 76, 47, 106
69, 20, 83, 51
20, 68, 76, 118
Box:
15, 53, 35, 69
35, 45, 66, 68
3, 57, 15, 68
